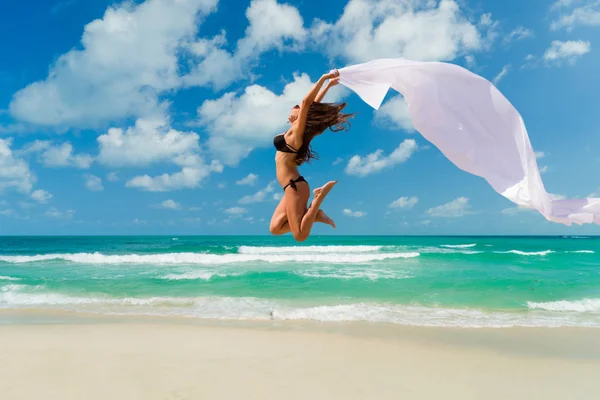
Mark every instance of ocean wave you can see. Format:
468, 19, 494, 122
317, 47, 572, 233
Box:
1, 285, 598, 328
527, 299, 600, 312
0, 276, 20, 281
159, 271, 242, 281
237, 245, 385, 254
495, 250, 554, 256
296, 267, 412, 281
440, 244, 477, 248
0, 251, 419, 265
567, 250, 595, 254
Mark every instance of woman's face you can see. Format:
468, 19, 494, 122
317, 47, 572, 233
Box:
288, 106, 299, 123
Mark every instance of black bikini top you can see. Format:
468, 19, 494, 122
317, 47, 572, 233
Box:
273, 134, 298, 154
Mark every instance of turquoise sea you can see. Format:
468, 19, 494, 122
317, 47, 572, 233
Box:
1, 235, 599, 328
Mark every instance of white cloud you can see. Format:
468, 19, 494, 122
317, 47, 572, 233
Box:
183, 0, 307, 89
272, 192, 283, 201
311, 0, 491, 63
154, 199, 182, 210
345, 139, 418, 177
197, 72, 344, 165
464, 55, 476, 68
0, 138, 35, 194
97, 116, 200, 167
46, 207, 75, 219
551, 1, 600, 31
31, 189, 53, 204
501, 205, 534, 216
106, 172, 119, 182
543, 40, 591, 65
84, 174, 104, 191
21, 140, 93, 169
101, 116, 223, 192
389, 196, 419, 210
375, 96, 414, 131
539, 165, 549, 174
125, 159, 222, 192
426, 197, 473, 217
492, 64, 510, 85
504, 27, 533, 43
343, 209, 366, 217
239, 182, 276, 204
236, 173, 258, 186
9, 0, 219, 128
0, 208, 16, 217
217, 183, 226, 189
535, 151, 545, 159
332, 157, 343, 166
224, 206, 247, 216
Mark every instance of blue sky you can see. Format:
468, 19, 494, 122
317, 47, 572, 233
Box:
0, 0, 599, 236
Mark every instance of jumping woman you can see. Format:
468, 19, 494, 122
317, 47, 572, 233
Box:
269, 69, 354, 242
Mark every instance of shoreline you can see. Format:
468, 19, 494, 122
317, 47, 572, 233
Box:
1, 310, 600, 399
2, 309, 600, 359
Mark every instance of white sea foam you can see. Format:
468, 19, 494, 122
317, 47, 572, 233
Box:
527, 299, 600, 312
495, 250, 554, 256
440, 244, 477, 248
238, 245, 384, 254
567, 250, 595, 254
159, 270, 242, 281
0, 276, 20, 281
297, 267, 412, 281
0, 252, 419, 265
1, 285, 599, 328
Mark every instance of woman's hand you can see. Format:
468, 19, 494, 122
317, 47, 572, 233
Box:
319, 69, 339, 85
328, 77, 340, 87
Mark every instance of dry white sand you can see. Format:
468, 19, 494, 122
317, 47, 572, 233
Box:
0, 316, 599, 400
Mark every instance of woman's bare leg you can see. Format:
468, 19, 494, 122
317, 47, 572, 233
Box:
286, 181, 337, 242
269, 189, 336, 235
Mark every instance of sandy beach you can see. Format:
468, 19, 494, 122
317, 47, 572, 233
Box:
1, 313, 599, 400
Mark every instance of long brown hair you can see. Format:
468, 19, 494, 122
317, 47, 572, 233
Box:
295, 102, 354, 165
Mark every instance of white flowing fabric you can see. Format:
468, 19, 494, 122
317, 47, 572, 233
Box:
336, 58, 600, 226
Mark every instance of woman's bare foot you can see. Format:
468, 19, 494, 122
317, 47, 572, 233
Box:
317, 209, 336, 229
310, 181, 337, 211
313, 181, 337, 200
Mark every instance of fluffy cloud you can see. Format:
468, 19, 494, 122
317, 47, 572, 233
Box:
375, 96, 414, 131
312, 0, 491, 63
183, 0, 307, 89
106, 172, 119, 182
197, 72, 345, 165
97, 116, 200, 167
504, 27, 534, 43
31, 189, 53, 204
492, 64, 510, 85
343, 209, 366, 217
126, 158, 222, 192
389, 196, 419, 210
22, 141, 93, 169
154, 199, 182, 210
0, 138, 35, 194
426, 197, 473, 217
98, 115, 223, 192
543, 40, 591, 65
345, 139, 417, 177
224, 206, 247, 216
10, 0, 219, 128
46, 207, 75, 219
551, 1, 600, 31
84, 174, 104, 192
236, 173, 258, 186
238, 182, 276, 204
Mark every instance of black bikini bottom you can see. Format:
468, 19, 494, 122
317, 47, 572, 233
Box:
283, 176, 307, 191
